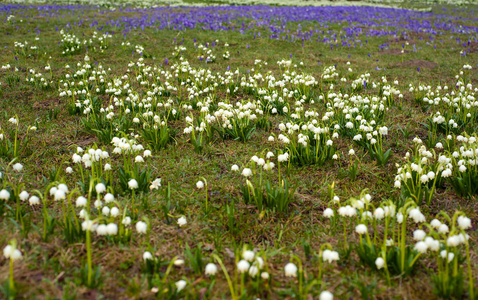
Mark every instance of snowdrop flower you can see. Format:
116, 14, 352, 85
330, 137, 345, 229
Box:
413, 229, 426, 241
102, 206, 110, 216
414, 241, 428, 253
243, 250, 255, 262
249, 265, 259, 277
177, 216, 187, 227
323, 208, 334, 218
438, 224, 449, 234
19, 191, 29, 201
136, 221, 147, 233
196, 181, 204, 189
122, 216, 131, 226
143, 251, 153, 261
104, 163, 111, 171
322, 249, 339, 263
425, 237, 440, 251
128, 179, 138, 189
54, 189, 66, 201
104, 193, 115, 203
319, 291, 334, 300
106, 223, 118, 235
110, 207, 120, 217
375, 257, 385, 269
457, 216, 471, 230
76, 196, 87, 207
430, 219, 441, 228
174, 259, 185, 266
237, 260, 250, 273
144, 150, 152, 157
355, 224, 368, 235
440, 250, 455, 262
29, 195, 40, 205
348, 149, 355, 155
374, 208, 385, 220
3, 245, 22, 261
175, 280, 187, 292
261, 272, 270, 279
205, 263, 218, 276
242, 168, 252, 177
95, 183, 106, 194
284, 262, 297, 277
65, 167, 73, 174
12, 163, 23, 172
231, 164, 239, 171
135, 155, 144, 163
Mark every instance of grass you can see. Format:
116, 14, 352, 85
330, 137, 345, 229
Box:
0, 2, 477, 299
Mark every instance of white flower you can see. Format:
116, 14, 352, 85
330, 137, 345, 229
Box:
175, 280, 187, 292
136, 221, 148, 233
323, 208, 334, 218
128, 179, 139, 189
249, 265, 259, 277
19, 191, 29, 201
205, 263, 218, 276
76, 196, 87, 207
413, 229, 426, 241
106, 223, 118, 235
322, 249, 339, 263
177, 216, 187, 227
374, 208, 385, 220
231, 164, 239, 171
196, 181, 204, 189
430, 219, 442, 228
243, 250, 255, 262
242, 168, 252, 177
414, 241, 428, 253
440, 250, 455, 262
457, 215, 472, 230
102, 206, 110, 216
95, 183, 106, 194
355, 224, 368, 235
12, 163, 23, 172
110, 207, 120, 217
261, 272, 269, 279
122, 216, 131, 225
375, 257, 385, 269
284, 262, 297, 277
319, 291, 334, 300
135, 155, 144, 163
237, 260, 250, 273
29, 195, 40, 205
174, 259, 185, 266
438, 224, 449, 234
104, 193, 115, 203
143, 251, 153, 261
348, 149, 355, 155
144, 150, 152, 157
3, 245, 22, 261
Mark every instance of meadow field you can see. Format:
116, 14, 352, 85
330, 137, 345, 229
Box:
0, 1, 477, 299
